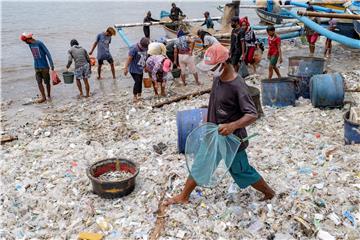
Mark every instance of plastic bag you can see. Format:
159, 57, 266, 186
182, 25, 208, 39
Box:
239, 61, 249, 78
185, 123, 241, 187
51, 70, 61, 85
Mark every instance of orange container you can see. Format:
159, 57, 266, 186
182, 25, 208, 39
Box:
89, 56, 96, 66
143, 77, 152, 88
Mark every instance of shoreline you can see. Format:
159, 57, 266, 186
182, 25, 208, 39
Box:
1, 39, 360, 239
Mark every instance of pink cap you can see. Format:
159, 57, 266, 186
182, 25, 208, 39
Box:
162, 58, 172, 73
196, 44, 229, 71
20, 32, 33, 41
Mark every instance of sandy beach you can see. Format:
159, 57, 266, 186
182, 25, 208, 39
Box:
1, 32, 360, 240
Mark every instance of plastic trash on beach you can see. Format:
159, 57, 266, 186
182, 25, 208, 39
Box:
185, 123, 241, 187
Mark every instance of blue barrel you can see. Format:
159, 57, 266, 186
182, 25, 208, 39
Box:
288, 56, 325, 77
177, 108, 208, 153
261, 78, 296, 107
344, 111, 360, 145
310, 73, 344, 108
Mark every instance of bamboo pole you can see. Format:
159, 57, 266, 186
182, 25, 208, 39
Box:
297, 11, 360, 20
239, 4, 293, 8
212, 25, 302, 38
114, 17, 222, 28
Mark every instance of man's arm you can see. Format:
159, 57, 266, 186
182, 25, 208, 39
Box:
66, 50, 72, 69
219, 114, 257, 136
150, 18, 160, 22
174, 47, 179, 65
124, 55, 132, 76
89, 35, 99, 55
41, 42, 54, 70
278, 39, 283, 63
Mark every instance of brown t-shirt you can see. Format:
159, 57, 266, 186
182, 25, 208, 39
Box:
207, 76, 257, 150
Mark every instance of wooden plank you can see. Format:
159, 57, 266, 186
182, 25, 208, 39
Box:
1, 135, 18, 145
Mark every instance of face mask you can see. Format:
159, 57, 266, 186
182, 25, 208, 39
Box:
231, 24, 237, 29
212, 64, 224, 77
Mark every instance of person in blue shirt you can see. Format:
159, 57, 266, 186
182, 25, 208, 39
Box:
89, 27, 116, 80
201, 11, 214, 29
124, 37, 150, 103
20, 32, 54, 103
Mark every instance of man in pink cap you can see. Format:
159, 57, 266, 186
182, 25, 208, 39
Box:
164, 44, 275, 206
20, 32, 55, 103
145, 55, 172, 97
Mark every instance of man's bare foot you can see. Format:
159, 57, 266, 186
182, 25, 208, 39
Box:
196, 81, 203, 85
35, 98, 46, 103
97, 76, 103, 80
260, 191, 275, 201
163, 194, 189, 206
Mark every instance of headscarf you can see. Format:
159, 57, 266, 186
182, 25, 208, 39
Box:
239, 17, 250, 31
177, 29, 186, 38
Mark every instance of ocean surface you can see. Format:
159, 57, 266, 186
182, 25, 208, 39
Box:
1, 1, 259, 101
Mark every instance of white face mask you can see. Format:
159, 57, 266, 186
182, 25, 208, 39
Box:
212, 63, 224, 77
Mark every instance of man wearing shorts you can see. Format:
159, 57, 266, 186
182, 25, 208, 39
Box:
89, 27, 116, 79
164, 44, 275, 206
66, 39, 91, 98
174, 30, 200, 86
267, 25, 282, 79
20, 32, 54, 103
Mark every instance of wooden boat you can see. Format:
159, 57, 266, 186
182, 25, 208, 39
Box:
256, 8, 295, 24
346, 1, 360, 37
310, 0, 349, 11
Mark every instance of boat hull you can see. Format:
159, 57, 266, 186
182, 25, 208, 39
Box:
256, 8, 293, 24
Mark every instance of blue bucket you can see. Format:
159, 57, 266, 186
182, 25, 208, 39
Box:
176, 108, 208, 153
310, 73, 344, 108
288, 56, 325, 77
261, 78, 296, 107
344, 111, 360, 145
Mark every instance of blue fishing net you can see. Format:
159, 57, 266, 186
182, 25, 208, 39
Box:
185, 123, 241, 187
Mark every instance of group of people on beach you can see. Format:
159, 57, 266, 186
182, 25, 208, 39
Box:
20, 26, 117, 102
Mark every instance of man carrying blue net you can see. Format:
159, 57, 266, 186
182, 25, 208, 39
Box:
164, 44, 275, 206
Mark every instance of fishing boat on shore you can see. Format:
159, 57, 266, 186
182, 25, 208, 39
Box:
310, 0, 349, 10
256, 7, 295, 24
345, 0, 360, 37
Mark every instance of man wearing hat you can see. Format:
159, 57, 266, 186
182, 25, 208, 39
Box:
89, 27, 116, 80
20, 32, 54, 103
164, 44, 275, 206
124, 37, 150, 103
145, 55, 172, 97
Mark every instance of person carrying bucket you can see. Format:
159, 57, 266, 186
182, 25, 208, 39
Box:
124, 37, 150, 103
66, 39, 91, 98
20, 32, 55, 103
89, 27, 116, 80
145, 55, 172, 97
164, 44, 275, 206
266, 25, 282, 79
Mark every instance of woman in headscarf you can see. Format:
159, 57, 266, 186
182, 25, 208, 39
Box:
240, 17, 257, 72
